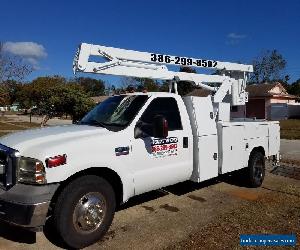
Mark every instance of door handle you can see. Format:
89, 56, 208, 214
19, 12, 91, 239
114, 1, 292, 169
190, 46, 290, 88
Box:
183, 137, 188, 148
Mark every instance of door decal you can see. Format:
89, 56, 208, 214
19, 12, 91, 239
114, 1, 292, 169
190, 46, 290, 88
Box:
151, 137, 178, 158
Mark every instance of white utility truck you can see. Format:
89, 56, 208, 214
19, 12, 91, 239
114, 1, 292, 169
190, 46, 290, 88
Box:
0, 43, 280, 248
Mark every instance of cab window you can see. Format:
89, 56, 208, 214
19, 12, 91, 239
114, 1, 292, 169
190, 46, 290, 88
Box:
139, 97, 182, 136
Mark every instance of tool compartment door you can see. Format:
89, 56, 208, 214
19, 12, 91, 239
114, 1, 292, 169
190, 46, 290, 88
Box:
268, 122, 280, 156
219, 125, 246, 174
197, 135, 219, 182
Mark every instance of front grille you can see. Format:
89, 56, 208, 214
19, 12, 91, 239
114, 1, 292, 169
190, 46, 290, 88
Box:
0, 150, 7, 187
0, 144, 17, 189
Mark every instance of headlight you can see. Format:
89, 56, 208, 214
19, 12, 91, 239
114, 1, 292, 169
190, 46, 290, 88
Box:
17, 157, 46, 184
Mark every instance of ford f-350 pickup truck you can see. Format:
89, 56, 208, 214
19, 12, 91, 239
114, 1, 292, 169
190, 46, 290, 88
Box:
0, 43, 280, 248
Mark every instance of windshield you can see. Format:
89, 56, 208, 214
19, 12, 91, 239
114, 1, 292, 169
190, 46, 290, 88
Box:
79, 95, 148, 131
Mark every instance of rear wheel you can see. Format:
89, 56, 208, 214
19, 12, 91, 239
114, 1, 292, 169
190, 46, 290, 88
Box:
246, 151, 265, 187
53, 175, 116, 249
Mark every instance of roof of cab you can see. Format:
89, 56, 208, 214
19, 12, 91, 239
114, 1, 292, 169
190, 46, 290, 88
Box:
122, 91, 179, 97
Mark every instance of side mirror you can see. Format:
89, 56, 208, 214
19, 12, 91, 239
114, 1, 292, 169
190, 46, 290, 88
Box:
134, 125, 145, 139
153, 115, 168, 138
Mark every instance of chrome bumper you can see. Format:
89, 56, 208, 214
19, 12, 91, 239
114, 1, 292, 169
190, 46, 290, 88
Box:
0, 183, 59, 230
0, 199, 50, 229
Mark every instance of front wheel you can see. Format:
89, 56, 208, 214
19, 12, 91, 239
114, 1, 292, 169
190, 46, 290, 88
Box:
246, 151, 265, 187
53, 175, 116, 249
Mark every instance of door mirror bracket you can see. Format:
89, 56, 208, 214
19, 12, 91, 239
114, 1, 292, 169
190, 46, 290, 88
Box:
153, 115, 168, 138
134, 125, 148, 139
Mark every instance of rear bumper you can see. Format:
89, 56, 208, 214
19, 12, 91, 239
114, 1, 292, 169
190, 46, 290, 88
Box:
0, 183, 59, 229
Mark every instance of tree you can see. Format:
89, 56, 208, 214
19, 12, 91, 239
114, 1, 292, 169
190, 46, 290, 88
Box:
287, 78, 300, 96
0, 79, 22, 106
75, 77, 105, 96
119, 76, 160, 92
40, 84, 94, 123
0, 85, 9, 106
16, 76, 95, 125
17, 76, 66, 109
2, 80, 23, 105
135, 78, 160, 92
120, 77, 138, 90
159, 81, 169, 92
251, 50, 286, 83
0, 42, 33, 83
177, 66, 197, 96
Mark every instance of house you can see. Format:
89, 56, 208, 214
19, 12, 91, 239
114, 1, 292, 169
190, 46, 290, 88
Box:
0, 106, 8, 112
0, 103, 20, 112
245, 82, 297, 120
9, 102, 20, 112
187, 82, 299, 120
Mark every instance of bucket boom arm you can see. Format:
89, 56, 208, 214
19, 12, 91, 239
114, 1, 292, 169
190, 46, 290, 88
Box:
73, 43, 253, 105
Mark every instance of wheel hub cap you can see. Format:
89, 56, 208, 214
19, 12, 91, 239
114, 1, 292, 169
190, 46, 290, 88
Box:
73, 192, 106, 233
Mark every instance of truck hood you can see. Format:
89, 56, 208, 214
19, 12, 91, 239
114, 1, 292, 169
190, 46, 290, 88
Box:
0, 125, 109, 155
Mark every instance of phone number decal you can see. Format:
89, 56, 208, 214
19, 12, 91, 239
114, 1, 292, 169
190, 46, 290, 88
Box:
151, 137, 178, 158
152, 143, 177, 153
150, 53, 217, 68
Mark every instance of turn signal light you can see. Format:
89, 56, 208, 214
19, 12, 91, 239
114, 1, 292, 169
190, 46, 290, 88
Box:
35, 174, 46, 184
46, 154, 67, 168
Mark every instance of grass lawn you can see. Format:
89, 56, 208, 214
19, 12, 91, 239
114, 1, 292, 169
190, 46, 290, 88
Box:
0, 121, 21, 130
0, 120, 40, 138
8, 121, 41, 128
280, 119, 300, 140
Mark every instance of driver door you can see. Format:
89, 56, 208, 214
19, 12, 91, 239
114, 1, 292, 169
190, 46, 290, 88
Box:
131, 97, 191, 195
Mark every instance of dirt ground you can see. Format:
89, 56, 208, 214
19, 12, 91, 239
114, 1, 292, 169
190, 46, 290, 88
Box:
167, 176, 300, 250
0, 115, 71, 137
0, 114, 72, 127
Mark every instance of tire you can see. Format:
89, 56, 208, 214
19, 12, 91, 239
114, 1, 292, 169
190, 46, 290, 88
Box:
53, 175, 116, 249
246, 151, 265, 187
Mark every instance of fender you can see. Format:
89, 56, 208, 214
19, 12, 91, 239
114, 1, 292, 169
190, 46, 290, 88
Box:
43, 135, 135, 202
55, 163, 135, 203
246, 137, 268, 160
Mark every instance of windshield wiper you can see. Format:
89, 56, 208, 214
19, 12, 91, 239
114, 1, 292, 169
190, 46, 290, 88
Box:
79, 119, 107, 128
104, 122, 126, 127
79, 119, 127, 129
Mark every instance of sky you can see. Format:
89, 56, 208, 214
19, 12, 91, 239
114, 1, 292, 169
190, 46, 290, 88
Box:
1, 0, 300, 85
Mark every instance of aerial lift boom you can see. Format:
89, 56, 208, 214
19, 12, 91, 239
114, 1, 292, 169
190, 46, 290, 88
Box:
73, 43, 253, 106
